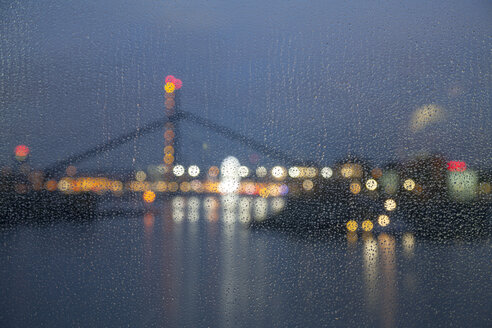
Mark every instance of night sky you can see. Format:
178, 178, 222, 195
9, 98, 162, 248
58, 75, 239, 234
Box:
1, 0, 490, 171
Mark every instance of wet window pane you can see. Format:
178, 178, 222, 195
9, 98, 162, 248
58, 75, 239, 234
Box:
1, 1, 491, 327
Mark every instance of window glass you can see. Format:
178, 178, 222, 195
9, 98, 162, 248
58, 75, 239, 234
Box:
1, 1, 490, 327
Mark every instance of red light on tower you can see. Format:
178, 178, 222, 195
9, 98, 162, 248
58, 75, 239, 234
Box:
14, 145, 29, 157
447, 161, 466, 172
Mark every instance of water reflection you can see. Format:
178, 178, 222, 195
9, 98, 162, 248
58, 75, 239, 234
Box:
1, 196, 490, 327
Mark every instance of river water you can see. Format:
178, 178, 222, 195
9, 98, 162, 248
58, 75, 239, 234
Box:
1, 196, 491, 327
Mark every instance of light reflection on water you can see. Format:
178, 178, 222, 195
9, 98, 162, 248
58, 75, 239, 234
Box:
0, 196, 490, 327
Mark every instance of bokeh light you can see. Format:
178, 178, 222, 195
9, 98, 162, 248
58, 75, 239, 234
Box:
256, 166, 267, 178
365, 179, 378, 191
321, 167, 333, 179
173, 165, 185, 177
238, 166, 249, 178
188, 165, 200, 177
361, 220, 373, 232
164, 82, 175, 93
271, 166, 286, 179
288, 167, 300, 178
14, 145, 29, 157
346, 220, 358, 232
302, 179, 314, 191
350, 182, 361, 194
384, 199, 397, 211
378, 214, 390, 227
208, 166, 220, 178
403, 179, 415, 191
136, 171, 147, 182
143, 190, 156, 203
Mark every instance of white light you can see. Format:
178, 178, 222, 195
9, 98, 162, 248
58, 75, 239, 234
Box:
188, 165, 200, 177
270, 197, 285, 213
378, 214, 390, 227
221, 156, 240, 179
384, 199, 397, 211
220, 156, 241, 194
238, 166, 249, 178
288, 167, 300, 178
218, 180, 240, 194
366, 179, 378, 191
321, 167, 333, 179
254, 198, 268, 221
271, 166, 286, 179
403, 179, 415, 191
256, 166, 267, 178
173, 165, 185, 177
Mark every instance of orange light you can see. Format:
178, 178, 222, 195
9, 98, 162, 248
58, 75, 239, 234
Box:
143, 190, 156, 203
208, 166, 219, 178
66, 165, 77, 176
350, 182, 361, 194
143, 213, 155, 227
371, 168, 383, 179
45, 180, 58, 192
164, 153, 175, 165
164, 130, 175, 141
165, 98, 175, 109
180, 182, 191, 192
164, 146, 174, 155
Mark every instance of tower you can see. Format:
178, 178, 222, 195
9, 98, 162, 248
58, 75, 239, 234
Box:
163, 76, 183, 178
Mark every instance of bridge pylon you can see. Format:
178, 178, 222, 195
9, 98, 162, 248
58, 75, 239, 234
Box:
163, 76, 183, 177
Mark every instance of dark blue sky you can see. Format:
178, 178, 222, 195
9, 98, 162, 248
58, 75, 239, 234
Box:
1, 0, 490, 171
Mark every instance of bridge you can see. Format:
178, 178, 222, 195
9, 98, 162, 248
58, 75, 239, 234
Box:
44, 78, 316, 177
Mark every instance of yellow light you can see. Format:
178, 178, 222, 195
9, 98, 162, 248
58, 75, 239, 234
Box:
378, 214, 390, 227
361, 220, 373, 232
341, 165, 354, 178
306, 167, 317, 178
365, 179, 378, 191
350, 182, 361, 194
302, 179, 314, 191
143, 190, 156, 203
153, 181, 167, 192
403, 179, 415, 191
384, 199, 397, 211
109, 181, 123, 192
346, 220, 358, 232
168, 182, 179, 192
164, 82, 175, 93
135, 171, 147, 182
259, 187, 270, 198
58, 178, 72, 192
